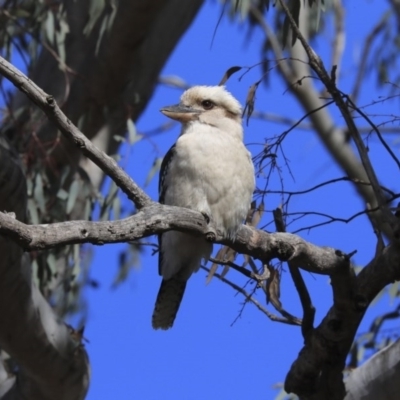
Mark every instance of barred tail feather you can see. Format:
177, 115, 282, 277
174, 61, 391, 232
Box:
152, 277, 187, 330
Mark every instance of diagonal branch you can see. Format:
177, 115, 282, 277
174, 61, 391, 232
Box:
277, 0, 395, 232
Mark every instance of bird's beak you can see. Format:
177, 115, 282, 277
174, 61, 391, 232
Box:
160, 104, 201, 123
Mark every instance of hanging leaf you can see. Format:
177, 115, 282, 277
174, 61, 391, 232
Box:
56, 188, 69, 201
126, 118, 139, 144
83, 0, 106, 36
55, 16, 70, 66
34, 172, 46, 214
95, 15, 108, 55
282, 0, 301, 48
44, 10, 55, 45
218, 66, 242, 86
46, 253, 57, 275
83, 198, 92, 221
144, 157, 162, 187
113, 135, 126, 143
66, 180, 81, 215
266, 266, 281, 309
27, 199, 39, 225
243, 81, 260, 125
112, 196, 121, 220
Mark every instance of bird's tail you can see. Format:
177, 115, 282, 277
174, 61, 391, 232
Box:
152, 277, 187, 330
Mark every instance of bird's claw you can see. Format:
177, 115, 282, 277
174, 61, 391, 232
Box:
201, 211, 211, 224
205, 229, 217, 242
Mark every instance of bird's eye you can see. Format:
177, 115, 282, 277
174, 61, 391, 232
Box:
201, 100, 214, 110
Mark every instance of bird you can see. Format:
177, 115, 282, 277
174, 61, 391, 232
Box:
152, 85, 255, 330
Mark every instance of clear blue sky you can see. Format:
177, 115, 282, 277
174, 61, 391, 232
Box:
76, 1, 395, 399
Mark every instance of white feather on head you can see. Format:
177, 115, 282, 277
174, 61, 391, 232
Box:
180, 85, 242, 116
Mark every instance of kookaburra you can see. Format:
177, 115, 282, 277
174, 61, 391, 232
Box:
152, 85, 255, 330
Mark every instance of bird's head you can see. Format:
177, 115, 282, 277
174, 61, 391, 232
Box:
160, 86, 242, 133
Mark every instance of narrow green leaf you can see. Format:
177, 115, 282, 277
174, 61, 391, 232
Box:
127, 119, 140, 144
95, 16, 108, 56
34, 173, 46, 213
112, 196, 121, 220
47, 253, 57, 274
218, 66, 242, 86
83, 0, 106, 36
44, 11, 55, 45
27, 199, 39, 225
66, 180, 81, 214
55, 17, 70, 66
144, 158, 162, 187
113, 135, 126, 143
71, 244, 81, 280
57, 188, 69, 201
84, 198, 92, 220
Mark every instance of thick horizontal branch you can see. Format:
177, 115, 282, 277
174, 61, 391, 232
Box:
0, 204, 350, 275
0, 55, 152, 210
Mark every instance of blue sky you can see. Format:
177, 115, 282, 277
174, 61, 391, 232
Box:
64, 1, 397, 399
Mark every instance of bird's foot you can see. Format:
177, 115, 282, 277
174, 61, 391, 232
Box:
201, 211, 211, 224
200, 211, 218, 242
205, 228, 217, 242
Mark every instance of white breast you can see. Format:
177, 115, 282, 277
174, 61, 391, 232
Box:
164, 121, 255, 238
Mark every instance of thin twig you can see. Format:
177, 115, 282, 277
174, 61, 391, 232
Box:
273, 207, 315, 339
345, 94, 400, 171
200, 265, 301, 326
277, 0, 395, 230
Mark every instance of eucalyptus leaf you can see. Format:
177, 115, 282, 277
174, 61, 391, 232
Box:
44, 10, 55, 45
83, 0, 106, 36
34, 173, 46, 213
27, 199, 39, 225
66, 180, 81, 215
144, 158, 162, 187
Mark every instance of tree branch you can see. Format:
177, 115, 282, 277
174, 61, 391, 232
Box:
0, 206, 366, 276
273, 207, 315, 339
284, 242, 400, 399
278, 0, 395, 233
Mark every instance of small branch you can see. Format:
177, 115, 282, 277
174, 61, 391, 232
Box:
200, 265, 301, 326
273, 207, 315, 339
0, 55, 152, 210
278, 0, 395, 231
345, 95, 400, 171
